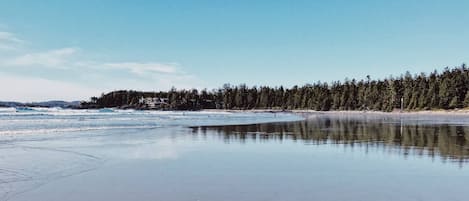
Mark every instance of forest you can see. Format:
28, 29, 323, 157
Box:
81, 65, 469, 112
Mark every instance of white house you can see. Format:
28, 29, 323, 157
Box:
139, 97, 168, 108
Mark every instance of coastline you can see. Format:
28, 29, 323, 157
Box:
7, 104, 469, 116
202, 108, 469, 116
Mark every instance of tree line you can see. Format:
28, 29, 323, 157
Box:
81, 65, 469, 111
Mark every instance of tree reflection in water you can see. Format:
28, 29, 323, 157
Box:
191, 115, 469, 166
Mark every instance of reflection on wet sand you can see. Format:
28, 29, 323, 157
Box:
191, 117, 469, 165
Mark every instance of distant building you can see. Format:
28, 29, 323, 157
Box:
139, 97, 168, 109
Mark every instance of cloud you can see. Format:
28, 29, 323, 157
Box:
0, 32, 23, 43
103, 62, 179, 76
3, 48, 181, 77
99, 62, 206, 89
0, 31, 205, 101
0, 48, 206, 100
3, 48, 78, 67
0, 31, 24, 50
0, 73, 100, 102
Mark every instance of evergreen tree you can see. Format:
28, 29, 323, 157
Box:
83, 65, 469, 112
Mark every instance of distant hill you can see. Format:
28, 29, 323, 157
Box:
0, 100, 81, 108
30, 100, 81, 108
0, 101, 24, 107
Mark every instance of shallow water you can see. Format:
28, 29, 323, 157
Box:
0, 109, 468, 201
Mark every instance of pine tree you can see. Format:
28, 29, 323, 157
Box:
449, 96, 460, 109
464, 91, 469, 108
85, 65, 469, 112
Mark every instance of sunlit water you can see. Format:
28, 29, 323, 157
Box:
0, 108, 468, 201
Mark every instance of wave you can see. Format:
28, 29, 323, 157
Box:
0, 108, 232, 117
0, 107, 16, 113
15, 107, 37, 112
0, 125, 161, 135
98, 108, 115, 113
0, 108, 121, 117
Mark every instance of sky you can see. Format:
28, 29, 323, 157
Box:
1, 0, 469, 102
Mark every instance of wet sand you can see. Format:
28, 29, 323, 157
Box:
1, 111, 469, 201
204, 108, 469, 116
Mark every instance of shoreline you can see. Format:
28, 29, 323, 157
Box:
202, 108, 469, 116
6, 105, 469, 116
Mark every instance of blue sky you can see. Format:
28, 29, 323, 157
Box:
1, 0, 469, 101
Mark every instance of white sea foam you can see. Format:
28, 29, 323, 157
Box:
0, 125, 161, 135
0, 107, 16, 113
0, 108, 302, 136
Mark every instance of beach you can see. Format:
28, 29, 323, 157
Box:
0, 109, 468, 201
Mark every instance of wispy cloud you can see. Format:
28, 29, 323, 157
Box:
3, 48, 78, 68
0, 30, 205, 101
3, 47, 182, 77
103, 62, 179, 76
0, 73, 99, 102
0, 31, 24, 50
0, 32, 23, 43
